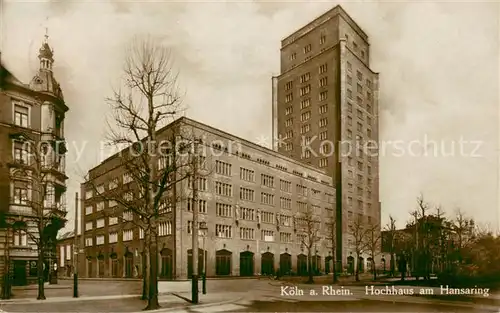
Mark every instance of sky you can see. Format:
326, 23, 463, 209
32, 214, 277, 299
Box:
1, 0, 499, 234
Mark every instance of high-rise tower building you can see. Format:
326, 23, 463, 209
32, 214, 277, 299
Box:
272, 5, 380, 266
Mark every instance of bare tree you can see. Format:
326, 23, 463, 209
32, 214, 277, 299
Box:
12, 136, 66, 300
348, 213, 369, 282
97, 36, 185, 310
364, 220, 381, 281
296, 204, 321, 284
324, 206, 337, 283
384, 215, 397, 276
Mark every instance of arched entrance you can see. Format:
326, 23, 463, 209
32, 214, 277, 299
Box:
347, 256, 354, 274
86, 256, 93, 278
367, 257, 373, 273
124, 251, 133, 278
239, 251, 254, 276
216, 249, 232, 276
110, 252, 118, 278
381, 258, 386, 273
297, 254, 307, 276
97, 253, 105, 277
261, 252, 274, 275
279, 253, 291, 275
187, 248, 206, 278
160, 248, 173, 279
358, 257, 364, 273
312, 255, 321, 274
325, 256, 332, 274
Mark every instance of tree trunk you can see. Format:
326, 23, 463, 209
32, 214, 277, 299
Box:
141, 247, 149, 300
37, 248, 46, 300
372, 259, 377, 281
332, 247, 337, 283
355, 253, 360, 282
145, 234, 159, 310
307, 250, 313, 284
390, 252, 395, 276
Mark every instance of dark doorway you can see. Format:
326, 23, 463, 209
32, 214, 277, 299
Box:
12, 260, 27, 286
87, 258, 93, 277
187, 248, 206, 278
110, 253, 118, 278
125, 252, 133, 278
239, 251, 254, 276
358, 257, 364, 273
160, 248, 173, 279
313, 255, 321, 274
347, 256, 354, 274
261, 252, 274, 275
216, 249, 232, 276
367, 257, 373, 273
325, 256, 332, 274
98, 254, 105, 277
279, 253, 291, 275
297, 254, 307, 276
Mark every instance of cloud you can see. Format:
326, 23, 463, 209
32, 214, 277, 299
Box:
1, 0, 498, 232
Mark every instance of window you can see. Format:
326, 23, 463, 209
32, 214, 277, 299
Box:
85, 221, 93, 231
123, 172, 133, 184
319, 158, 328, 168
285, 93, 293, 103
139, 228, 144, 239
158, 221, 172, 236
260, 192, 274, 205
187, 199, 207, 213
240, 207, 255, 220
357, 70, 363, 81
85, 206, 93, 215
300, 73, 310, 83
123, 230, 133, 241
13, 187, 28, 205
347, 116, 353, 125
319, 64, 327, 74
319, 118, 328, 128
319, 131, 327, 140
285, 118, 293, 127
158, 155, 173, 171
13, 103, 29, 128
361, 50, 365, 58
96, 235, 105, 245
285, 130, 293, 139
297, 201, 307, 212
297, 185, 307, 196
13, 230, 27, 246
290, 53, 296, 60
347, 75, 352, 85
319, 91, 328, 101
109, 216, 118, 225
261, 212, 274, 224
216, 203, 232, 217
367, 116, 372, 126
348, 157, 353, 166
239, 167, 255, 182
109, 232, 118, 243
261, 174, 274, 188
240, 227, 254, 240
357, 122, 363, 132
347, 129, 352, 139
215, 160, 232, 176
303, 44, 311, 53
285, 81, 293, 90
96, 201, 104, 211
261, 230, 274, 241
300, 98, 310, 109
357, 161, 364, 171
13, 142, 29, 165
96, 218, 104, 228
300, 124, 310, 134
285, 106, 293, 115
85, 237, 93, 247
239, 187, 255, 201
280, 179, 291, 192
280, 197, 291, 209
320, 35, 326, 45
96, 184, 104, 195
348, 170, 353, 178
299, 85, 311, 96
347, 61, 352, 72
109, 178, 118, 190
280, 232, 292, 243
215, 181, 232, 197
319, 77, 328, 87
367, 91, 372, 101
285, 143, 293, 151
215, 224, 232, 238
353, 42, 358, 51
368, 165, 372, 175
303, 150, 311, 159
85, 190, 93, 200
300, 111, 311, 121
123, 210, 133, 221
319, 104, 327, 114
347, 89, 352, 99
367, 104, 373, 113
188, 177, 207, 191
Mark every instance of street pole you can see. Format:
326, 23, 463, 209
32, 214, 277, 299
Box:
73, 192, 79, 298
202, 235, 206, 294
191, 142, 199, 304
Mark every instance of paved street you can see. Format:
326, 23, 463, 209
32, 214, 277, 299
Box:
1, 278, 499, 312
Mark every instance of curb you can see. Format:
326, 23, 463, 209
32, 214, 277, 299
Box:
130, 297, 244, 313
359, 296, 500, 311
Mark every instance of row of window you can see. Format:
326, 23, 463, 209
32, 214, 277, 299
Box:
85, 222, 172, 246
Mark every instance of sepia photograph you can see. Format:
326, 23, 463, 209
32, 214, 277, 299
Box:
0, 0, 498, 312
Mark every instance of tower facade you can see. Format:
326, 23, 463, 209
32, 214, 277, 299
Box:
273, 5, 380, 267
0, 34, 68, 288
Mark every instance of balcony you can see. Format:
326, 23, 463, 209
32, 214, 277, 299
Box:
9, 204, 33, 216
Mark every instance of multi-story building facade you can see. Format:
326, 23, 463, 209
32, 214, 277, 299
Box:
56, 231, 79, 278
0, 36, 68, 287
272, 5, 381, 267
80, 117, 336, 279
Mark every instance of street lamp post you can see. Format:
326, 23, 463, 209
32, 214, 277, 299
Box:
199, 221, 208, 295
